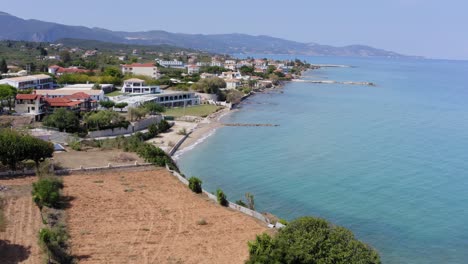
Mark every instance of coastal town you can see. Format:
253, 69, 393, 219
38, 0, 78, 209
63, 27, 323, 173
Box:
0, 40, 331, 263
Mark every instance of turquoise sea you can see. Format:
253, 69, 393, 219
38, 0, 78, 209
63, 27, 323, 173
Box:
177, 56, 468, 264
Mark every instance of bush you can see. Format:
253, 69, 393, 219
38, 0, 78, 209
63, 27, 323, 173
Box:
216, 189, 228, 206
188, 177, 203, 194
32, 177, 64, 209
158, 119, 171, 133
39, 227, 72, 263
247, 217, 381, 264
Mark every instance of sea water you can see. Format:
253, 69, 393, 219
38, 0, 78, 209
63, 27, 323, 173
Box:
177, 56, 468, 264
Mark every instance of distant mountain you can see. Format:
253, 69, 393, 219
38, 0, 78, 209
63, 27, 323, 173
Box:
0, 11, 417, 58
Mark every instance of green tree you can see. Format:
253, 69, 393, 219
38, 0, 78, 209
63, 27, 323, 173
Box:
143, 102, 165, 115
115, 102, 128, 112
247, 217, 381, 264
84, 110, 127, 131
103, 67, 123, 78
0, 129, 27, 170
188, 177, 203, 194
43, 109, 80, 132
99, 100, 115, 109
216, 189, 228, 206
59, 50, 71, 64
32, 177, 63, 209
22, 134, 54, 168
239, 66, 254, 76
191, 77, 226, 94
0, 58, 7, 73
226, 90, 244, 104
0, 84, 17, 111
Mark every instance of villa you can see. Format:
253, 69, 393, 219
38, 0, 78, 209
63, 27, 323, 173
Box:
121, 78, 161, 94
226, 79, 242, 89
35, 87, 105, 101
48, 65, 91, 76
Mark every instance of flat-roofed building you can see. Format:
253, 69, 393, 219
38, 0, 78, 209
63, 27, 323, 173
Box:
122, 78, 161, 94
0, 74, 53, 90
121, 63, 159, 79
114, 91, 200, 111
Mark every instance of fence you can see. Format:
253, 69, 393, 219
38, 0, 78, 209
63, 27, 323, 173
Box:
0, 162, 153, 177
166, 165, 271, 225
88, 115, 162, 138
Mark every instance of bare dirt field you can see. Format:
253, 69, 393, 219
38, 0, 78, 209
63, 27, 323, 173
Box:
0, 176, 44, 264
64, 168, 269, 264
53, 148, 145, 169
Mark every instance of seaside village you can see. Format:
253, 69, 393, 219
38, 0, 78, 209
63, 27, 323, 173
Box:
0, 41, 318, 263
0, 43, 310, 154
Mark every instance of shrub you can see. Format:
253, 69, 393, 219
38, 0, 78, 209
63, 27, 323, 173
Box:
158, 119, 171, 133
235, 200, 247, 207
177, 128, 187, 135
148, 123, 158, 137
216, 189, 228, 206
247, 217, 381, 264
188, 177, 203, 194
39, 227, 72, 263
196, 218, 207, 225
32, 177, 64, 209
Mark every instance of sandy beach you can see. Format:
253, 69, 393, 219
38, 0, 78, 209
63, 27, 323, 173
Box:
148, 107, 233, 157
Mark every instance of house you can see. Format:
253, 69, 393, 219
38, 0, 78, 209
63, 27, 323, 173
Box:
187, 65, 200, 75
83, 50, 98, 58
0, 74, 54, 90
210, 61, 224, 67
44, 97, 84, 112
48, 65, 91, 76
156, 59, 185, 68
122, 78, 161, 94
225, 79, 242, 89
35, 87, 105, 102
196, 62, 210, 67
46, 55, 61, 60
220, 71, 242, 80
15, 93, 47, 120
121, 63, 159, 79
200, 73, 216, 79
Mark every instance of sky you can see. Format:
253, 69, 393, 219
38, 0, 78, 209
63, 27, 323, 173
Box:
3, 0, 468, 60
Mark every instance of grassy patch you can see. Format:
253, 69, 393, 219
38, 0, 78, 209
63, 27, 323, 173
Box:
105, 90, 123, 97
164, 105, 223, 118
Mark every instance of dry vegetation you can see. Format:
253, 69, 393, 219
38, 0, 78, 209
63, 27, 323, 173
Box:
64, 168, 269, 264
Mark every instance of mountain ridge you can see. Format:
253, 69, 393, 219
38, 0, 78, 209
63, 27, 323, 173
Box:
0, 11, 420, 58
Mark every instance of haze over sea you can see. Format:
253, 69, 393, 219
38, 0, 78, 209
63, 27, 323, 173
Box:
177, 56, 468, 264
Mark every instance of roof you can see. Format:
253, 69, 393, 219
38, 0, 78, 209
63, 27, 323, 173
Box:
45, 97, 82, 107
56, 67, 90, 74
122, 63, 155, 68
0, 74, 52, 83
124, 78, 145, 83
35, 89, 103, 96
64, 92, 91, 100
16, 94, 42, 100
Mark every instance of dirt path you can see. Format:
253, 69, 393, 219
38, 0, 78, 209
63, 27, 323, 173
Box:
0, 176, 44, 264
64, 168, 268, 264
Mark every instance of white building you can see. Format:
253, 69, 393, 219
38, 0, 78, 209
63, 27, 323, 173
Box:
0, 74, 54, 90
211, 61, 224, 67
187, 65, 200, 75
226, 79, 242, 89
121, 63, 159, 79
15, 93, 47, 118
156, 59, 185, 68
122, 78, 161, 94
114, 91, 200, 110
220, 71, 242, 80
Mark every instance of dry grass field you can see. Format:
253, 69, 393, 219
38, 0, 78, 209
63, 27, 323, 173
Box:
63, 168, 269, 264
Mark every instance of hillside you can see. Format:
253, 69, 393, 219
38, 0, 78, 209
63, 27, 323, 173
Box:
0, 11, 416, 58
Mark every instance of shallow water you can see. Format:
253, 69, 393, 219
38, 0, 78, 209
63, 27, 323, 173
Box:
178, 56, 468, 263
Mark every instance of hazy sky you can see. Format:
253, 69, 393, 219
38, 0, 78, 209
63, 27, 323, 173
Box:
3, 0, 468, 59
